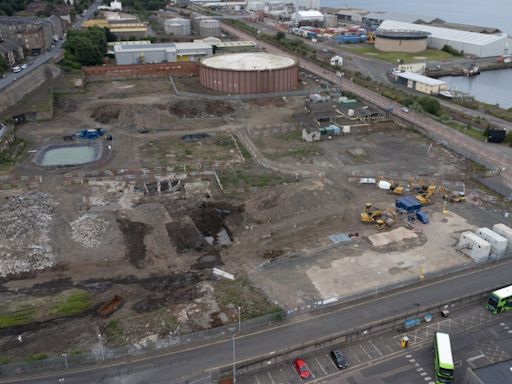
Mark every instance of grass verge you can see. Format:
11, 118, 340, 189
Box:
49, 290, 93, 317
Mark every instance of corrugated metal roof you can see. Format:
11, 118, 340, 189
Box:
296, 10, 323, 17
364, 12, 439, 24
379, 20, 506, 46
393, 71, 447, 86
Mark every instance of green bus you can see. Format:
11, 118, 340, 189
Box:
434, 332, 454, 384
487, 284, 512, 315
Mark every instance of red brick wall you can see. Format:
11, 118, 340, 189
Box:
83, 62, 199, 82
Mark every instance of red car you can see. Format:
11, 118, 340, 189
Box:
294, 358, 312, 379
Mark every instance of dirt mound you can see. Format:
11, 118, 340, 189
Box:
117, 217, 150, 268
91, 105, 120, 124
168, 100, 234, 118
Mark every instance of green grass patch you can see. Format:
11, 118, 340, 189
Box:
286, 144, 321, 159
219, 168, 295, 189
24, 353, 48, 363
69, 348, 83, 356
0, 356, 11, 365
49, 290, 93, 317
344, 46, 454, 63
274, 130, 302, 142
105, 319, 123, 344
443, 121, 486, 141
0, 306, 35, 328
214, 279, 281, 319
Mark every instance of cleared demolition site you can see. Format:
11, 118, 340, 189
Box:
0, 61, 511, 369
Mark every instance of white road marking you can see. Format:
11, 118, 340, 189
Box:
467, 354, 485, 362
424, 377, 432, 381
359, 344, 373, 360
254, 374, 262, 384
266, 371, 275, 384
326, 353, 338, 369
314, 357, 328, 375
368, 340, 383, 356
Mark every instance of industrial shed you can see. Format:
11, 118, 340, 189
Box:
114, 42, 212, 65
293, 10, 324, 23
392, 71, 448, 95
378, 20, 509, 57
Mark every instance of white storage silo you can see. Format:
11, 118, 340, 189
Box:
476, 227, 507, 259
492, 223, 512, 256
457, 231, 491, 263
172, 18, 191, 35
193, 15, 211, 33
199, 19, 221, 37
165, 22, 184, 36
324, 14, 337, 28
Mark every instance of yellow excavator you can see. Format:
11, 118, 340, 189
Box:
377, 177, 404, 195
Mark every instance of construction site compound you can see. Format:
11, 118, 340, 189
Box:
0, 48, 511, 369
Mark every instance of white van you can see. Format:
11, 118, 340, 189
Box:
12, 66, 21, 73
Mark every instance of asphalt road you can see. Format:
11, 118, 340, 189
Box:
0, 0, 101, 91
222, 23, 512, 183
2, 258, 512, 384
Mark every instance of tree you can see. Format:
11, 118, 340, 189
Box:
0, 55, 8, 75
63, 27, 107, 67
505, 131, 512, 146
419, 96, 441, 116
104, 28, 117, 42
275, 31, 285, 40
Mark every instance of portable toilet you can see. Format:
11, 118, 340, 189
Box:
416, 211, 429, 224
492, 223, 512, 256
457, 232, 491, 263
476, 227, 507, 259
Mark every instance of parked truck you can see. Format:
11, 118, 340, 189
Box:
74, 128, 106, 140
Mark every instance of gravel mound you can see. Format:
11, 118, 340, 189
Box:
0, 192, 56, 277
70, 214, 109, 247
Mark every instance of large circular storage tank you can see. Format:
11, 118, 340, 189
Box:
199, 19, 221, 37
171, 17, 191, 35
193, 15, 211, 33
199, 52, 299, 94
165, 22, 184, 36
374, 30, 429, 53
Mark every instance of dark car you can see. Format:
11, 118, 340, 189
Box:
330, 349, 348, 369
293, 358, 311, 379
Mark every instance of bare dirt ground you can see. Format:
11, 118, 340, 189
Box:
0, 76, 510, 364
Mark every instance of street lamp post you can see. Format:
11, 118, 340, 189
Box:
232, 335, 237, 384
62, 353, 68, 369
237, 306, 241, 334
98, 333, 105, 361
375, 271, 381, 295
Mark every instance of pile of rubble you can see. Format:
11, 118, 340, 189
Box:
70, 213, 109, 247
0, 192, 56, 277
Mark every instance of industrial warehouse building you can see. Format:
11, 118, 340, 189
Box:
392, 71, 448, 95
374, 30, 429, 53
378, 20, 510, 57
199, 52, 298, 94
114, 42, 213, 65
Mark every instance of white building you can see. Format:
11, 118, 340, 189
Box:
293, 10, 323, 23
492, 223, 512, 256
457, 232, 491, 263
114, 42, 212, 65
397, 62, 426, 74
475, 227, 507, 259
110, 0, 122, 11
294, 0, 320, 10
330, 55, 343, 66
392, 71, 448, 95
378, 20, 509, 57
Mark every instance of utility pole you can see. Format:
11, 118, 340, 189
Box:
232, 335, 237, 384
98, 333, 105, 361
237, 306, 241, 334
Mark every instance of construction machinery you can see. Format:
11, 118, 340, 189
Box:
361, 203, 395, 229
376, 177, 404, 195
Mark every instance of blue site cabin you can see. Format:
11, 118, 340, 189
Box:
395, 196, 421, 212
